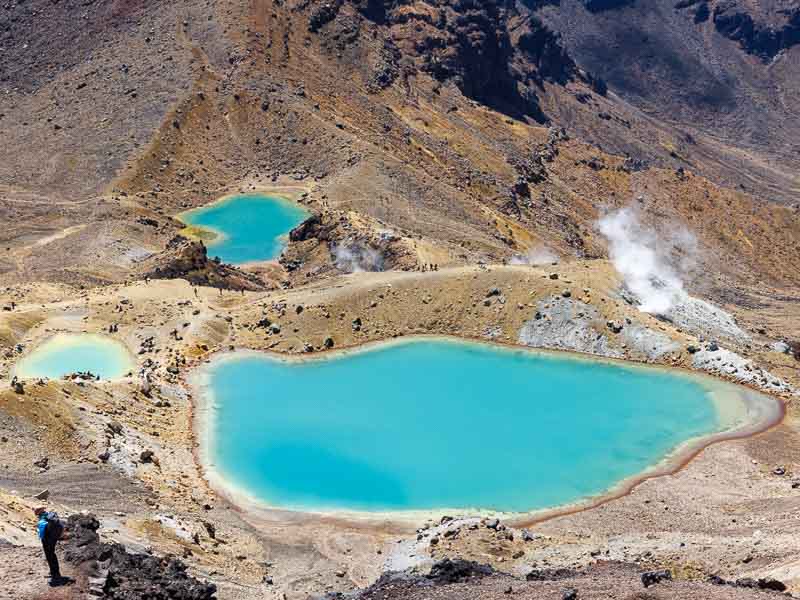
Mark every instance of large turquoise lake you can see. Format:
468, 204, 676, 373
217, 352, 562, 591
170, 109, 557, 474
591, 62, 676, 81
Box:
15, 333, 134, 380
205, 339, 736, 513
178, 193, 309, 264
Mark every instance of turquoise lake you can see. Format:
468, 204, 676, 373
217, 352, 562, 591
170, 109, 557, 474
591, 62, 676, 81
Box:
15, 333, 134, 380
178, 193, 309, 264
207, 339, 724, 513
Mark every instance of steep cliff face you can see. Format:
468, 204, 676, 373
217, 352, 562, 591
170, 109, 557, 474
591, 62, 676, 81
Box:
676, 0, 800, 60
307, 0, 581, 121
534, 0, 800, 204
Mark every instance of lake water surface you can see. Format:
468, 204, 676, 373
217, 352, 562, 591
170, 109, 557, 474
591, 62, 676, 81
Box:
15, 333, 134, 380
204, 338, 748, 513
178, 193, 309, 264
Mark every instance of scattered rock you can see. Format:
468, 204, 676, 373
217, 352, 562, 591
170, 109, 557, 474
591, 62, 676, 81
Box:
426, 559, 493, 584
771, 341, 790, 354
526, 568, 576, 582
728, 577, 787, 592
641, 569, 672, 588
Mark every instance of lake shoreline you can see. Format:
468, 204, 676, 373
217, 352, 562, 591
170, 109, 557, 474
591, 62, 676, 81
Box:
175, 191, 310, 265
188, 334, 784, 530
13, 331, 136, 381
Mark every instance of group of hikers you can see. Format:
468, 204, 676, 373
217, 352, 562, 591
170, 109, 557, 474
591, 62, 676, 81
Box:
34, 506, 72, 587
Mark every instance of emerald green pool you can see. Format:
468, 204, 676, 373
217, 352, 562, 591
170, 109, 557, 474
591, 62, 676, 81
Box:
178, 193, 309, 264
203, 339, 759, 513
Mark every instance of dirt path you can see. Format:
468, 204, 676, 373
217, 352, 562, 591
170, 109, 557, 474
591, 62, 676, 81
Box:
0, 544, 81, 600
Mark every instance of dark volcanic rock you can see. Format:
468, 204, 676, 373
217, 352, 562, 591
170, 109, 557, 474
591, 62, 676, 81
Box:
670, 0, 800, 60
581, 0, 636, 12
143, 236, 263, 291
710, 0, 800, 60
290, 214, 331, 242
526, 567, 577, 581
426, 559, 494, 584
309, 0, 344, 31
708, 573, 788, 592
641, 569, 672, 588
308, 0, 583, 121
62, 514, 217, 599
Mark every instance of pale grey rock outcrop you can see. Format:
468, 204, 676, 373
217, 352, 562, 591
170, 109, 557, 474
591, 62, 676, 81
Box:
518, 297, 621, 357
666, 295, 750, 344
622, 325, 680, 360
692, 346, 795, 395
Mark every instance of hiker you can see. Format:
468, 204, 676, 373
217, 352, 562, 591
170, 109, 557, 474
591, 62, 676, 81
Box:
34, 507, 68, 586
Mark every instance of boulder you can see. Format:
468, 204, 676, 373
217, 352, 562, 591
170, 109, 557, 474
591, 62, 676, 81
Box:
641, 569, 672, 588
426, 559, 493, 584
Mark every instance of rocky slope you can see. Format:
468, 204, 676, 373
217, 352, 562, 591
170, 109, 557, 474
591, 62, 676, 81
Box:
62, 514, 217, 599
324, 558, 791, 600
1, 0, 798, 293
536, 0, 800, 204
684, 0, 800, 60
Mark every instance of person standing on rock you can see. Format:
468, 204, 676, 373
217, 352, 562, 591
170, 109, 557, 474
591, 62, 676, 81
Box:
34, 507, 69, 586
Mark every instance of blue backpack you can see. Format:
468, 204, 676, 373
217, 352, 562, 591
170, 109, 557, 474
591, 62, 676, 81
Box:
37, 512, 64, 542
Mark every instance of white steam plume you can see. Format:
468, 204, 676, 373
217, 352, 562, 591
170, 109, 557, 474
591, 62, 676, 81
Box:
332, 243, 384, 273
597, 205, 696, 314
509, 246, 559, 266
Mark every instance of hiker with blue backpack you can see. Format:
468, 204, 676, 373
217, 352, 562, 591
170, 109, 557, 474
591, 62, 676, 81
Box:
34, 507, 70, 587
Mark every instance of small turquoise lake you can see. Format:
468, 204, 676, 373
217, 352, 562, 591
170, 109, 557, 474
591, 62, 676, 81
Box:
178, 193, 309, 264
15, 333, 134, 380
204, 339, 744, 514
